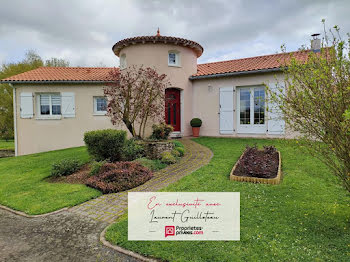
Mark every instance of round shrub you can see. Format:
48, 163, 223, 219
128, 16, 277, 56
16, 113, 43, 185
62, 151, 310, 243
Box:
161, 151, 177, 164
175, 147, 185, 157
84, 129, 127, 162
51, 159, 83, 177
190, 118, 202, 127
171, 149, 181, 157
122, 139, 144, 161
172, 140, 184, 148
86, 162, 153, 194
150, 123, 174, 140
133, 158, 167, 171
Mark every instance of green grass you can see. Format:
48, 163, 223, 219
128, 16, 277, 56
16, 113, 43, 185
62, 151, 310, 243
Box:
106, 137, 350, 262
0, 140, 14, 150
0, 147, 101, 215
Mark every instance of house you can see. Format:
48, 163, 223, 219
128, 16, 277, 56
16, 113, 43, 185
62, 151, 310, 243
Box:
0, 30, 318, 156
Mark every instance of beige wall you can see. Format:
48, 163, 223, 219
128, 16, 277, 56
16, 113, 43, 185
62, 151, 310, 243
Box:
191, 72, 294, 138
119, 43, 198, 136
14, 84, 125, 155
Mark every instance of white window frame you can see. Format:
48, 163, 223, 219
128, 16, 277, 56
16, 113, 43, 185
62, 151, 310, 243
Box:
168, 51, 181, 67
120, 54, 127, 70
36, 93, 62, 120
93, 96, 107, 115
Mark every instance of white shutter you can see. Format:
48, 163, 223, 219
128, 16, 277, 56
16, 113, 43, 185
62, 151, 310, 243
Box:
61, 92, 75, 118
20, 92, 33, 118
267, 83, 285, 135
219, 87, 234, 134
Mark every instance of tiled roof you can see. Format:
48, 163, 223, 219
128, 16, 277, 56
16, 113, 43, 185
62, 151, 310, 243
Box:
0, 50, 312, 83
193, 50, 311, 78
112, 35, 204, 57
0, 67, 117, 83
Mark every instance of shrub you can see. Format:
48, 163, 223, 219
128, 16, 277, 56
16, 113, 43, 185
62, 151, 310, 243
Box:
150, 123, 174, 140
175, 147, 185, 157
86, 162, 153, 194
171, 149, 181, 157
84, 129, 127, 161
133, 157, 167, 171
122, 139, 144, 161
190, 118, 202, 127
51, 159, 83, 177
172, 140, 184, 148
161, 151, 177, 164
89, 160, 106, 177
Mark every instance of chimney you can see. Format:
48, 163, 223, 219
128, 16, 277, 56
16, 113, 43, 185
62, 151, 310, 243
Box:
311, 33, 321, 52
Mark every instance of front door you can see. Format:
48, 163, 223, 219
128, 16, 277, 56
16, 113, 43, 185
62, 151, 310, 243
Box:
165, 88, 181, 132
237, 86, 266, 134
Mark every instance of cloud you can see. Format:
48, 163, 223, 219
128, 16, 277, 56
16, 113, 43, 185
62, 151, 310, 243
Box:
0, 0, 349, 66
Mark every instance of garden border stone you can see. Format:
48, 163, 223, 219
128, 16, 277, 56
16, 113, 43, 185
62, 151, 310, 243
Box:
230, 151, 282, 184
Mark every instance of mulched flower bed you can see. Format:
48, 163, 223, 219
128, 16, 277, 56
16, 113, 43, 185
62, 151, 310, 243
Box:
230, 146, 282, 184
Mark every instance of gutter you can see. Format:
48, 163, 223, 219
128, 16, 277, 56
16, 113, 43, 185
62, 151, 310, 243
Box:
9, 84, 17, 156
189, 67, 282, 80
0, 80, 111, 84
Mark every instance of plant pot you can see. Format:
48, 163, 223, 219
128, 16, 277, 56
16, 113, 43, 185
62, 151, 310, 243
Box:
192, 127, 200, 137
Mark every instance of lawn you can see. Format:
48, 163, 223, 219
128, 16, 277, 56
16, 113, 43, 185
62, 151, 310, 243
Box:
106, 137, 350, 262
0, 147, 101, 215
0, 140, 14, 150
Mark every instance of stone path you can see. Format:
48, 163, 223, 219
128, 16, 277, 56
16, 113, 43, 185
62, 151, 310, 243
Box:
0, 208, 139, 262
70, 138, 213, 223
0, 139, 212, 262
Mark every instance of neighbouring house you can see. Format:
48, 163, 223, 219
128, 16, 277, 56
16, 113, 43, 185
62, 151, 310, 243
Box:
0, 30, 320, 156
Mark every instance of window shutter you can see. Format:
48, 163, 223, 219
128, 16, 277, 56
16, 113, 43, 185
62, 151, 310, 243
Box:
267, 83, 285, 135
61, 92, 75, 118
20, 92, 33, 118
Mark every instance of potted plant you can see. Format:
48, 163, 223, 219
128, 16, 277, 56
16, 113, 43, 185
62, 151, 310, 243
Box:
190, 118, 202, 137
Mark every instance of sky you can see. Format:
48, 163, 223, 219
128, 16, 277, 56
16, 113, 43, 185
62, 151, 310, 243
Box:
0, 0, 349, 67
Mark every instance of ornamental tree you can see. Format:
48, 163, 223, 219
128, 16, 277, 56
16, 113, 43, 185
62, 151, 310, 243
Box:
268, 22, 350, 191
104, 66, 170, 138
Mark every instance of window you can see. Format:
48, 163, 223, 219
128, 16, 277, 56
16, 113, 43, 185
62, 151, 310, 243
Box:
120, 54, 127, 69
94, 97, 107, 115
38, 94, 61, 116
168, 51, 180, 67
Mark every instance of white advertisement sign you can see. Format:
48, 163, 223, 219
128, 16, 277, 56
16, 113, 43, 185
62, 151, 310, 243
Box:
128, 192, 240, 241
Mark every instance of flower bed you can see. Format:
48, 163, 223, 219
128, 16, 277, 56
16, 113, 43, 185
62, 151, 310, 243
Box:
230, 146, 282, 184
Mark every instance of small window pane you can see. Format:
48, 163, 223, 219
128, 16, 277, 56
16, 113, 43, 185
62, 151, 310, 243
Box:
239, 89, 250, 124
254, 88, 265, 124
40, 95, 50, 115
168, 53, 176, 64
96, 98, 107, 112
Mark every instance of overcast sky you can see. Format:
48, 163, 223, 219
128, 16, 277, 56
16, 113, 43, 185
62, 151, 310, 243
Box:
0, 0, 349, 67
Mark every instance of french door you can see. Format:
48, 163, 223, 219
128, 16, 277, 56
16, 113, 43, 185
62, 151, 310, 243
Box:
165, 88, 181, 132
237, 86, 266, 134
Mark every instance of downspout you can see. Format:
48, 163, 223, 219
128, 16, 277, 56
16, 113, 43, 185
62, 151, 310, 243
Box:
10, 84, 18, 156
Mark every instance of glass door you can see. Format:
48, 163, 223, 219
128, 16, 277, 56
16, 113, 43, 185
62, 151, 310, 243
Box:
237, 86, 266, 134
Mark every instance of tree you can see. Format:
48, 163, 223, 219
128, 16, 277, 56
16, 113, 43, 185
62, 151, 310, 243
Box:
104, 66, 170, 138
267, 22, 350, 191
0, 50, 70, 140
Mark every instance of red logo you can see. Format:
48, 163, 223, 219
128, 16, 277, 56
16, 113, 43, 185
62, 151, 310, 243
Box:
165, 226, 175, 237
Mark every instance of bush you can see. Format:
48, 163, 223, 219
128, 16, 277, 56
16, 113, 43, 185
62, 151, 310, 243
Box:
133, 158, 167, 171
150, 123, 174, 140
122, 139, 144, 161
171, 149, 181, 157
161, 151, 177, 164
89, 160, 106, 176
175, 147, 185, 157
172, 140, 184, 148
51, 159, 83, 177
86, 162, 153, 194
84, 129, 127, 161
190, 118, 202, 127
